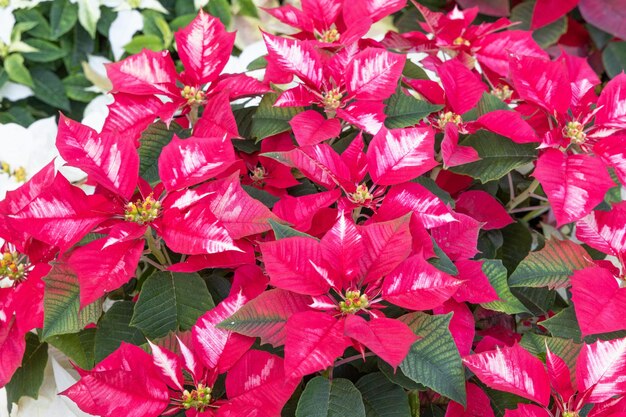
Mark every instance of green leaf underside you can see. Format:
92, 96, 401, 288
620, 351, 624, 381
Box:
399, 312, 467, 406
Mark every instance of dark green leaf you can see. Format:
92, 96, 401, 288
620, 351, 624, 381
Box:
50, 0, 78, 39
251, 93, 302, 141
42, 263, 102, 340
269, 218, 317, 240
533, 17, 567, 48
46, 328, 96, 370
509, 238, 593, 289
296, 377, 366, 417
541, 306, 582, 341
63, 74, 98, 102
449, 131, 538, 183
94, 301, 146, 363
480, 259, 529, 314
237, 0, 259, 18
138, 121, 185, 184
356, 373, 411, 417
5, 334, 48, 409
207, 0, 231, 26
131, 271, 214, 339
402, 59, 430, 80
14, 8, 51, 39
603, 42, 626, 79
497, 222, 533, 273
384, 90, 443, 129
399, 312, 466, 406
31, 68, 71, 111
23, 39, 67, 62
243, 185, 280, 208
476, 92, 510, 115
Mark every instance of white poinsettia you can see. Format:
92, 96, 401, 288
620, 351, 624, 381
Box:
104, 0, 168, 60
0, 0, 52, 44
68, 0, 101, 38
0, 117, 84, 200
80, 55, 113, 131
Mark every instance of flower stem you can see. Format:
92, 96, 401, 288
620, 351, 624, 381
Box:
145, 229, 167, 265
333, 352, 375, 368
507, 179, 540, 210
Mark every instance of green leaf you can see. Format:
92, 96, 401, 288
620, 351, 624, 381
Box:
399, 312, 466, 406
130, 271, 214, 339
14, 9, 51, 39
4, 54, 34, 87
520, 333, 580, 386
269, 218, 317, 240
247, 56, 267, 71
603, 41, 626, 79
5, 334, 48, 409
251, 93, 302, 141
497, 222, 533, 273
124, 34, 164, 54
384, 90, 443, 129
236, 0, 259, 18
94, 301, 146, 363
402, 59, 430, 80
23, 39, 67, 62
356, 373, 411, 417
509, 238, 593, 289
76, 0, 101, 38
208, 0, 232, 26
233, 106, 258, 141
296, 377, 366, 417
533, 17, 567, 48
480, 259, 529, 314
540, 306, 582, 342
50, 0, 79, 39
42, 263, 103, 340
139, 121, 186, 185
31, 68, 71, 111
142, 11, 173, 48
63, 74, 98, 102
477, 92, 510, 115
449, 131, 538, 183
430, 239, 458, 275
242, 185, 279, 208
46, 328, 96, 370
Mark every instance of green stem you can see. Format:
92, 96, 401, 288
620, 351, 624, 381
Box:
409, 390, 420, 417
144, 229, 167, 265
507, 179, 540, 210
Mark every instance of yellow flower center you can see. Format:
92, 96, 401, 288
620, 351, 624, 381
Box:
339, 290, 369, 314
563, 412, 579, 417
349, 183, 373, 205
564, 121, 586, 145
0, 0, 9, 8
128, 0, 142, 8
453, 36, 470, 47
1, 161, 27, 183
0, 251, 28, 283
492, 85, 512, 101
181, 384, 212, 412
322, 88, 343, 116
437, 111, 462, 129
180, 85, 206, 105
319, 28, 341, 43
124, 195, 161, 225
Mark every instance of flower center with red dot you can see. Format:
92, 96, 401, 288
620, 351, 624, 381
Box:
0, 251, 28, 283
453, 36, 470, 47
564, 121, 586, 145
339, 290, 369, 314
437, 111, 462, 129
319, 28, 341, 43
124, 195, 161, 225
181, 384, 212, 412
350, 184, 374, 205
250, 166, 268, 185
491, 85, 512, 101
181, 85, 206, 105
322, 88, 343, 115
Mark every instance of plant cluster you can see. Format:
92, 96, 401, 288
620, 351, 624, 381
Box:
1, 1, 626, 416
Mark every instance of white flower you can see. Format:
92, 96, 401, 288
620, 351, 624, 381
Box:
68, 0, 102, 38
0, 117, 84, 200
103, 0, 167, 13
108, 9, 143, 60
0, 82, 33, 102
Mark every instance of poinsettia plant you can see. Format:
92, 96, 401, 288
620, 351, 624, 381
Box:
1, 0, 626, 416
